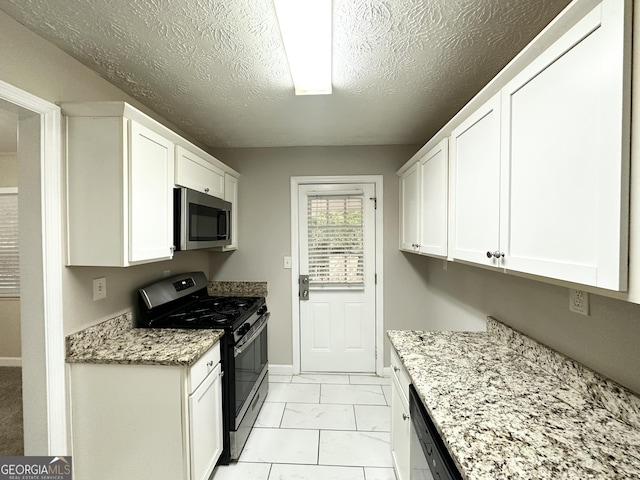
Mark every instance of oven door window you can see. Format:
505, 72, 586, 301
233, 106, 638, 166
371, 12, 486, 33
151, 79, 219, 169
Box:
189, 202, 227, 241
235, 325, 268, 417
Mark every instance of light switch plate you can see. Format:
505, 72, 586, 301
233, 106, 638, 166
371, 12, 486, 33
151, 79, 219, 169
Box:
569, 289, 589, 315
283, 256, 292, 269
93, 277, 107, 301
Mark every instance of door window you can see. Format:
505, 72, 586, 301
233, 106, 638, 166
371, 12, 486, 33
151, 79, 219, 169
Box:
307, 194, 364, 287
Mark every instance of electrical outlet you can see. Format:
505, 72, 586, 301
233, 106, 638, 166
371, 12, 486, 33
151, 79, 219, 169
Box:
93, 277, 107, 301
569, 289, 589, 315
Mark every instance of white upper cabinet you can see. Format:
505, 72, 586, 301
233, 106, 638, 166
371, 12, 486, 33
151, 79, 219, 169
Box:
498, 0, 630, 290
449, 94, 502, 267
445, 0, 630, 291
399, 162, 419, 252
64, 101, 241, 265
400, 139, 449, 257
222, 173, 239, 251
66, 108, 175, 267
175, 145, 225, 199
418, 138, 449, 257
129, 121, 175, 264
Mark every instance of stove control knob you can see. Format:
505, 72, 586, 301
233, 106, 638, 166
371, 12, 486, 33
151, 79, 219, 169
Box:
258, 305, 267, 316
240, 322, 251, 335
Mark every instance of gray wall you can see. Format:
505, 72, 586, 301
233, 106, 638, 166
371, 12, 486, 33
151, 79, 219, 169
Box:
0, 11, 215, 335
208, 146, 487, 368
405, 255, 640, 394
210, 145, 640, 395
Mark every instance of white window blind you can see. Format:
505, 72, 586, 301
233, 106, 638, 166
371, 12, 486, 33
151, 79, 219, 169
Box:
307, 194, 364, 286
0, 188, 19, 297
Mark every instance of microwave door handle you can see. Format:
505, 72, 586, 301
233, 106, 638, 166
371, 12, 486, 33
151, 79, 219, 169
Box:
225, 210, 231, 240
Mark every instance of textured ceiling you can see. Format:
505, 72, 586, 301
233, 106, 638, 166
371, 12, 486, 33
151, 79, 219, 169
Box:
0, 0, 571, 149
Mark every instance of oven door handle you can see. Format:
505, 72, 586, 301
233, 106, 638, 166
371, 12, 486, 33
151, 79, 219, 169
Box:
234, 313, 269, 357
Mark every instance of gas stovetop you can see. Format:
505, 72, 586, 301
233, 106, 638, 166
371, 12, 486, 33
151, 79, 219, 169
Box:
135, 271, 267, 332
162, 295, 266, 330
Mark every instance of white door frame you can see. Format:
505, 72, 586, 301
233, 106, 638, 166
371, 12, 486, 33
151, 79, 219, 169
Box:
291, 175, 384, 375
0, 80, 67, 454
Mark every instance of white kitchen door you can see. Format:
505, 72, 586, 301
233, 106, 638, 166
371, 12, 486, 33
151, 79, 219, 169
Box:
298, 183, 377, 373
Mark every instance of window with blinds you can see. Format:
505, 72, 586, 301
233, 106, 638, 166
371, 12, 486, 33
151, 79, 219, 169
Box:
307, 194, 364, 287
0, 188, 19, 297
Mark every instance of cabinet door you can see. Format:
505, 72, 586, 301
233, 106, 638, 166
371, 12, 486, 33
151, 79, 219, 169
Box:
400, 162, 420, 252
449, 94, 501, 266
500, 0, 630, 290
419, 138, 449, 257
175, 145, 225, 198
189, 363, 222, 480
223, 173, 238, 251
129, 121, 175, 264
391, 376, 411, 480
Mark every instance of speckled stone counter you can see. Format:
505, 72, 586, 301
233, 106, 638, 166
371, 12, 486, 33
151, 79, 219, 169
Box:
387, 317, 640, 480
208, 281, 268, 297
66, 312, 224, 366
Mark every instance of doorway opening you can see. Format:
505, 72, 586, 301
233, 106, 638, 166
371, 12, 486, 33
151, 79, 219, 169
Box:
0, 82, 66, 454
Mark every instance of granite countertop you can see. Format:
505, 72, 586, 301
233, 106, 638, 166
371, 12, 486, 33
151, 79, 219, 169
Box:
66, 312, 224, 366
388, 318, 640, 480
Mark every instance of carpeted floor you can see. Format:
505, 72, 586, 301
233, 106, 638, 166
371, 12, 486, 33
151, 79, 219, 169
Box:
0, 367, 23, 456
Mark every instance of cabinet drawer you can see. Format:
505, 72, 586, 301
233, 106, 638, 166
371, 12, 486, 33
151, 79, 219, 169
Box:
391, 348, 411, 403
189, 343, 220, 394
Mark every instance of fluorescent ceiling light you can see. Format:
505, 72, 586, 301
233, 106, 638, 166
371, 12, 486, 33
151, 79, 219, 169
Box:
273, 0, 332, 95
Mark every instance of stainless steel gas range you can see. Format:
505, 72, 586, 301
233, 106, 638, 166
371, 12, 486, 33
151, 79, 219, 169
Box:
135, 271, 269, 464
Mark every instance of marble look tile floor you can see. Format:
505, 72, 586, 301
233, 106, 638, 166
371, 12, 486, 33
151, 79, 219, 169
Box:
213, 373, 397, 480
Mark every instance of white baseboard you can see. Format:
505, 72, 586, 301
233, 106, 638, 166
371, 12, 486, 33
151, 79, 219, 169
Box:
268, 364, 294, 376
268, 364, 391, 378
0, 357, 22, 367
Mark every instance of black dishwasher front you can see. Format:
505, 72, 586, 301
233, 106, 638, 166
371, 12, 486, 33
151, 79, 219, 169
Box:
409, 384, 462, 480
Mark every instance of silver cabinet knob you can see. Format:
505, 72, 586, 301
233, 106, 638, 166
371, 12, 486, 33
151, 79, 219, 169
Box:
402, 413, 410, 421
204, 187, 210, 193
487, 250, 504, 259
207, 360, 214, 367
393, 366, 400, 372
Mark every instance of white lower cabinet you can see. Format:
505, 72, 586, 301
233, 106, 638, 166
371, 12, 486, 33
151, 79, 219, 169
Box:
390, 349, 411, 480
69, 343, 222, 480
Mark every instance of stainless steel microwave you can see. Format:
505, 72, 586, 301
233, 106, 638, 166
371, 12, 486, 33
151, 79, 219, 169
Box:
174, 187, 232, 251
